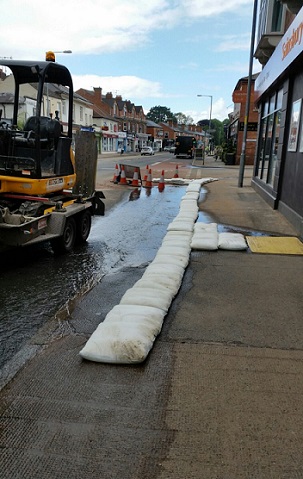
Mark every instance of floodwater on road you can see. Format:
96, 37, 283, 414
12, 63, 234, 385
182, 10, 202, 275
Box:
0, 185, 194, 371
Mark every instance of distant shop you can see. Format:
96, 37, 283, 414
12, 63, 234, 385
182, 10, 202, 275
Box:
117, 131, 127, 152
102, 130, 118, 152
253, 7, 303, 237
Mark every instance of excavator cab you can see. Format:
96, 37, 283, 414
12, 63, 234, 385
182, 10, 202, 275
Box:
0, 59, 76, 196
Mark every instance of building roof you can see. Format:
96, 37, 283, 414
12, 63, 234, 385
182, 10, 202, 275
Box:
234, 72, 260, 90
0, 92, 18, 104
146, 119, 161, 128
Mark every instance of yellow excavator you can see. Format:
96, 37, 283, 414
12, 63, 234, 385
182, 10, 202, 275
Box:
0, 57, 104, 253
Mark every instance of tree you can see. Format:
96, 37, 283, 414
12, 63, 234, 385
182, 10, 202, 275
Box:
175, 112, 194, 125
198, 118, 228, 146
146, 105, 177, 123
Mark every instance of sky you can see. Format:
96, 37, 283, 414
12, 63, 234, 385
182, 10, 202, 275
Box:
0, 0, 260, 123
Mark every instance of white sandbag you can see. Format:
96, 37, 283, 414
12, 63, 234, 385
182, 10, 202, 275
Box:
79, 321, 156, 364
194, 222, 217, 231
189, 178, 217, 186
120, 286, 174, 312
186, 184, 201, 193
140, 270, 183, 290
179, 206, 199, 216
180, 199, 198, 208
218, 232, 247, 250
179, 199, 199, 207
153, 251, 189, 269
191, 178, 204, 183
191, 233, 218, 250
168, 216, 196, 229
153, 254, 189, 270
161, 236, 193, 247
134, 276, 181, 297
181, 192, 200, 200
145, 261, 185, 279
200, 178, 218, 185
165, 178, 189, 185
156, 244, 191, 257
167, 221, 194, 232
162, 231, 193, 240
191, 222, 218, 250
164, 230, 193, 239
176, 211, 199, 221
103, 304, 165, 336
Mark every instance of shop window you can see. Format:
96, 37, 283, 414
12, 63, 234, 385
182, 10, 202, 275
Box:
287, 99, 301, 152
268, 111, 281, 186
269, 94, 276, 113
271, 0, 283, 32
257, 116, 268, 179
299, 113, 303, 152
276, 89, 283, 110
256, 88, 283, 186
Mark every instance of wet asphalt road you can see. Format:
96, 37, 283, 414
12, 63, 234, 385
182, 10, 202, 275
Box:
0, 175, 191, 373
0, 151, 210, 376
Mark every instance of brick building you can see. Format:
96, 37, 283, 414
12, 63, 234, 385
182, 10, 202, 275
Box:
228, 73, 259, 165
76, 87, 148, 152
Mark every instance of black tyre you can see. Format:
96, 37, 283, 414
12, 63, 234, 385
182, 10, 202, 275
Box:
76, 210, 92, 244
51, 217, 76, 254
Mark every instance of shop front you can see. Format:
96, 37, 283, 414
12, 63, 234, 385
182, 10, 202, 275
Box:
102, 131, 118, 152
254, 7, 303, 237
136, 132, 149, 151
117, 132, 127, 152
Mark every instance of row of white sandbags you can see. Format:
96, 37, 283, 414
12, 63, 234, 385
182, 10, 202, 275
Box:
190, 222, 248, 250
79, 178, 216, 364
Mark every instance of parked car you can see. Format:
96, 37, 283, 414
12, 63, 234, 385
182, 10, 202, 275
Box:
141, 146, 155, 156
163, 146, 171, 152
169, 146, 176, 153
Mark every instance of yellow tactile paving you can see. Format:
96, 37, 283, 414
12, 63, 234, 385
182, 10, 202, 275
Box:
246, 236, 303, 255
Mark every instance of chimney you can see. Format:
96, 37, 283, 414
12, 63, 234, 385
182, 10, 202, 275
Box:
93, 87, 102, 100
106, 92, 113, 99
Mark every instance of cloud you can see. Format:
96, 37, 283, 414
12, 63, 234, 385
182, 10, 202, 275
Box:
178, 62, 199, 70
185, 97, 232, 123
208, 59, 261, 76
215, 33, 251, 52
0, 0, 253, 58
73, 74, 163, 100
182, 0, 252, 17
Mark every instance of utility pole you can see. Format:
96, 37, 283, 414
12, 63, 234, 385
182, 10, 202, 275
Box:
238, 0, 258, 187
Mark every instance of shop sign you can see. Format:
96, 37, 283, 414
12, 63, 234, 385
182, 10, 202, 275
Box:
255, 7, 303, 100
232, 91, 255, 103
239, 122, 258, 131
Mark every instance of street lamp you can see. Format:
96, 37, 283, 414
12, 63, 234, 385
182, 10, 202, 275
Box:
45, 50, 72, 116
197, 94, 213, 133
45, 50, 72, 61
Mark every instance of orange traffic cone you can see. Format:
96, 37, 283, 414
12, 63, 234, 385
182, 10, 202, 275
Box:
143, 164, 149, 184
145, 168, 152, 188
113, 163, 119, 183
158, 170, 165, 191
119, 165, 127, 185
174, 164, 179, 178
132, 167, 139, 187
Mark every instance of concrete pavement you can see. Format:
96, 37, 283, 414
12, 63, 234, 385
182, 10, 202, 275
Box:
1, 155, 303, 478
